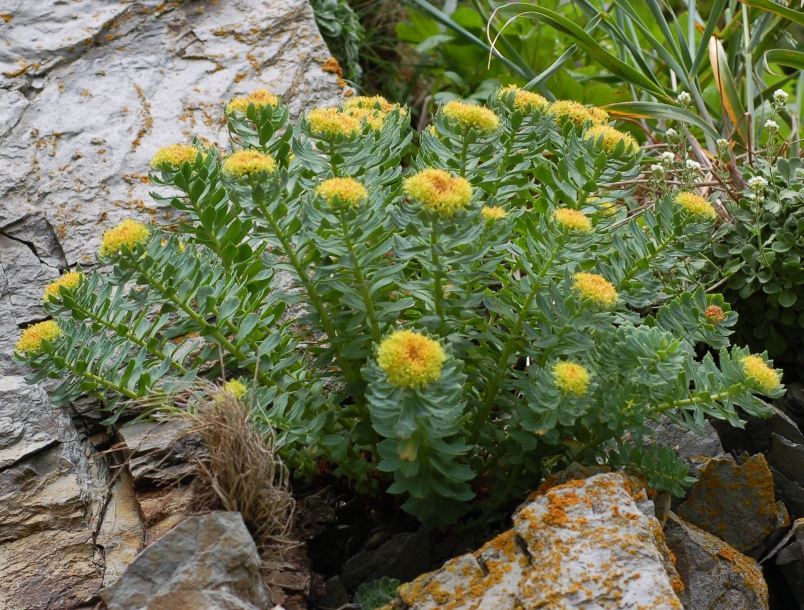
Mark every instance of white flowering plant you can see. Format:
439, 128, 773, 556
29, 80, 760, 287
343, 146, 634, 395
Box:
15, 88, 783, 527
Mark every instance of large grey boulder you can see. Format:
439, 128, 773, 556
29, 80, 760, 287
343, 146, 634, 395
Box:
100, 511, 271, 610
390, 473, 684, 609
665, 512, 769, 610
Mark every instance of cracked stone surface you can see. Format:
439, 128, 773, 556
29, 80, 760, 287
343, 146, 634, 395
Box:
392, 473, 684, 610
0, 1, 344, 606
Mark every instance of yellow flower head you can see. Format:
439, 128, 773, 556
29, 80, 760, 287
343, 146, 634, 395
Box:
99, 220, 150, 257
43, 271, 83, 301
674, 192, 717, 219
222, 150, 277, 177
442, 100, 500, 133
376, 329, 447, 389
403, 168, 473, 217
481, 206, 507, 221
588, 107, 610, 125
584, 124, 639, 154
150, 144, 201, 168
316, 177, 368, 207
573, 272, 618, 307
225, 88, 278, 114
307, 107, 361, 137
553, 361, 590, 396
342, 105, 385, 130
498, 85, 549, 113
344, 95, 402, 115
222, 378, 248, 399
16, 320, 61, 354
704, 305, 725, 323
554, 208, 592, 232
741, 355, 781, 394
549, 100, 596, 129
596, 201, 617, 216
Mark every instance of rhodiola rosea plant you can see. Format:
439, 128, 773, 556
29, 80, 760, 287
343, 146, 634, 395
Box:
15, 86, 784, 527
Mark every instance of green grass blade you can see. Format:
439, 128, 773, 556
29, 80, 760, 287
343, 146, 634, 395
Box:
739, 0, 804, 26
764, 49, 804, 73
690, 0, 728, 75
605, 101, 723, 142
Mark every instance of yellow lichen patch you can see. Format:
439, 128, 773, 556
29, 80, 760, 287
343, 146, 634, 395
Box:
376, 329, 446, 389
554, 208, 592, 232
316, 177, 368, 207
498, 85, 549, 112
584, 124, 639, 154
481, 206, 506, 221
225, 88, 278, 114
150, 144, 200, 168
222, 378, 248, 399
674, 192, 717, 219
741, 355, 781, 393
403, 168, 473, 217
549, 100, 596, 129
43, 271, 83, 301
307, 106, 360, 137
553, 361, 590, 396
704, 305, 725, 323
573, 272, 618, 307
222, 149, 277, 177
441, 100, 500, 133
16, 320, 61, 353
99, 219, 150, 257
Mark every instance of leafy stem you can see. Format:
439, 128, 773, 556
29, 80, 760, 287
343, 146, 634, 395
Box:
430, 229, 447, 335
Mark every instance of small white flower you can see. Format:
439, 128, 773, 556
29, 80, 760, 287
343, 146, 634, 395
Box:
765, 119, 779, 131
676, 91, 692, 105
661, 151, 675, 164
773, 89, 789, 105
685, 159, 702, 171
748, 176, 769, 190
717, 138, 729, 149
651, 164, 664, 174
666, 128, 678, 139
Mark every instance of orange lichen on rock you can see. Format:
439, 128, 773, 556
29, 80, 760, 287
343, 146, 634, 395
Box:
322, 57, 347, 89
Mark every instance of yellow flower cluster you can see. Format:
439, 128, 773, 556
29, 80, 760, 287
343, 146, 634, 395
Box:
554, 208, 592, 232
704, 305, 726, 323
223, 378, 248, 399
741, 355, 781, 393
344, 95, 403, 115
307, 107, 361, 137
99, 220, 150, 257
497, 85, 549, 112
584, 124, 639, 154
573, 272, 618, 307
403, 168, 473, 217
43, 271, 83, 301
150, 144, 200, 168
549, 100, 607, 129
481, 206, 507, 221
16, 320, 61, 354
553, 361, 591, 396
222, 150, 277, 177
225, 88, 278, 114
442, 100, 500, 133
377, 329, 446, 389
674, 192, 717, 219
316, 177, 368, 207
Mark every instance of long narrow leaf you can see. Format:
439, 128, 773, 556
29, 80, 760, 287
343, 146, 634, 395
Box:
492, 3, 674, 102
691, 0, 728, 74
739, 0, 804, 26
764, 49, 804, 73
605, 101, 722, 142
709, 37, 748, 143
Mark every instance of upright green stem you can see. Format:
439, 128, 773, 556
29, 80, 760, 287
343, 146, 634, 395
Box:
338, 211, 382, 344
61, 359, 140, 400
459, 129, 470, 178
430, 229, 446, 335
742, 4, 755, 127
329, 138, 340, 177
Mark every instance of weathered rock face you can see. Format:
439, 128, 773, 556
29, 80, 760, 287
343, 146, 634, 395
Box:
677, 454, 788, 558
646, 414, 725, 479
390, 473, 684, 610
99, 511, 271, 610
773, 518, 804, 608
664, 512, 769, 610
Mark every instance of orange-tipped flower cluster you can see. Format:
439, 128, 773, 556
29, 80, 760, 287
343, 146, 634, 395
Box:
43, 271, 83, 301
553, 361, 591, 396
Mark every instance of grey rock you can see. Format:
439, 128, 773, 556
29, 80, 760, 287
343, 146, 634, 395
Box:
322, 575, 350, 609
677, 454, 788, 558
0, 232, 59, 325
0, 375, 59, 469
100, 511, 271, 610
96, 468, 146, 587
774, 519, 804, 608
341, 528, 432, 592
119, 419, 204, 488
646, 414, 725, 477
393, 473, 683, 610
665, 512, 768, 610
770, 433, 804, 516
777, 381, 804, 431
